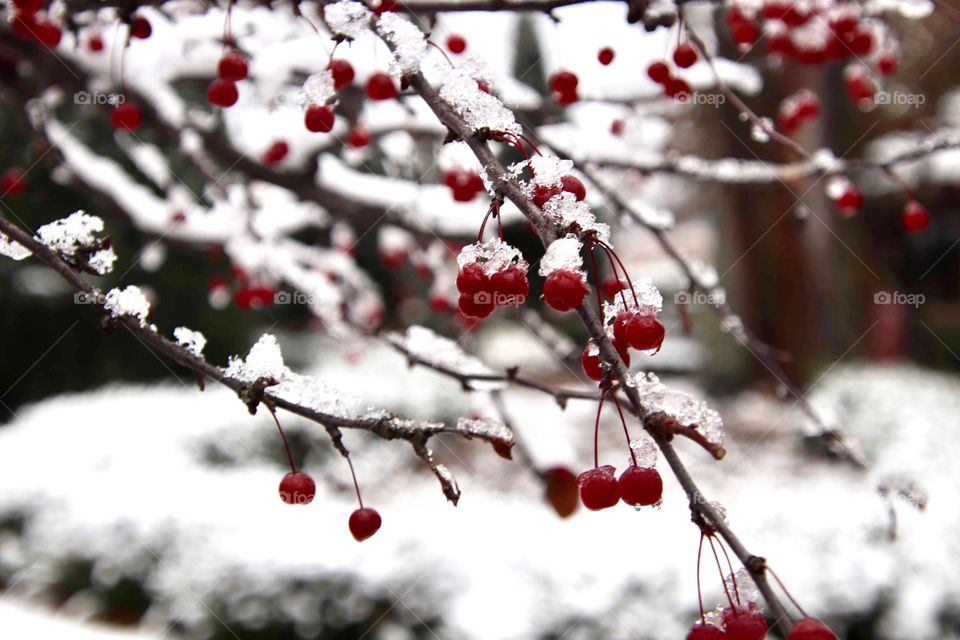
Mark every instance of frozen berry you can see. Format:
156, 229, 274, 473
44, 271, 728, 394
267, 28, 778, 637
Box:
673, 43, 698, 68
686, 623, 726, 640
207, 78, 239, 107
305, 104, 335, 133
88, 34, 104, 52
458, 293, 494, 318
902, 200, 930, 232
618, 464, 663, 506
647, 61, 670, 84
366, 73, 398, 101
349, 507, 382, 541
279, 471, 316, 505
627, 313, 665, 352
218, 50, 248, 81
130, 15, 151, 39
788, 619, 838, 640
262, 140, 289, 166
111, 103, 142, 130
457, 263, 489, 295
347, 126, 372, 148
550, 70, 579, 94
446, 34, 467, 54
598, 46, 615, 65
577, 465, 620, 510
544, 466, 579, 518
542, 269, 588, 312
330, 59, 355, 90
724, 607, 768, 640
561, 174, 586, 201
490, 265, 529, 304
835, 186, 863, 215
34, 20, 61, 47
581, 340, 630, 381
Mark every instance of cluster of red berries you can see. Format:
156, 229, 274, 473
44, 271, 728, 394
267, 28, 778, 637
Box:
843, 66, 876, 108
777, 91, 820, 134
687, 604, 768, 640
725, 8, 761, 48
443, 169, 485, 202
646, 60, 693, 101
9, 0, 62, 48
761, 3, 875, 64
1, 168, 26, 198
577, 463, 663, 510
532, 174, 587, 207
208, 49, 247, 108
614, 307, 666, 353
455, 260, 530, 318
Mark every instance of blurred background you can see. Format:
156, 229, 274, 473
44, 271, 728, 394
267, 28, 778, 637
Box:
1, 2, 960, 639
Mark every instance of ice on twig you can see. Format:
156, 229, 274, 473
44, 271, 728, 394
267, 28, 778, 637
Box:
174, 327, 207, 358
538, 235, 583, 277
631, 372, 725, 448
629, 437, 658, 468
0, 232, 31, 261
725, 568, 762, 607
543, 193, 610, 244
324, 0, 372, 39
386, 326, 501, 384
377, 13, 428, 77
104, 286, 151, 327
457, 238, 528, 275
439, 73, 521, 136
455, 417, 513, 446
36, 210, 116, 275
602, 278, 663, 328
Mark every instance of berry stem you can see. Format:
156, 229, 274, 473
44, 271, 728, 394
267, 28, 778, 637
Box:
597, 242, 630, 308
766, 566, 811, 618
345, 453, 365, 508
268, 407, 298, 474
593, 388, 607, 468
427, 40, 454, 67
598, 241, 639, 308
610, 392, 638, 467
697, 532, 707, 624
588, 245, 606, 320
717, 537, 742, 608
707, 534, 738, 610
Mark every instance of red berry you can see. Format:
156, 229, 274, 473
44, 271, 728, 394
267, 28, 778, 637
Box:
613, 310, 632, 346
627, 313, 665, 352
542, 269, 588, 312
446, 34, 467, 54
347, 126, 372, 148
490, 265, 529, 305
262, 140, 289, 166
602, 277, 625, 299
305, 104, 335, 133
10, 13, 38, 40
130, 15, 151, 39
218, 50, 248, 81
581, 340, 630, 380
673, 43, 698, 68
902, 200, 930, 232
1, 169, 26, 197
610, 119, 624, 136
561, 174, 586, 201
366, 73, 398, 101
647, 61, 670, 84
723, 607, 768, 640
279, 471, 316, 505
532, 183, 561, 208
598, 46, 615, 65
12, 0, 43, 14
380, 248, 406, 269
686, 622, 726, 640
666, 77, 692, 100
371, 0, 396, 15
788, 619, 838, 640
767, 33, 795, 57
835, 186, 863, 215
732, 20, 760, 46
456, 263, 490, 295
550, 70, 579, 94
349, 507, 382, 541
88, 34, 104, 52
618, 464, 662, 506
458, 293, 494, 318
544, 467, 579, 518
849, 30, 874, 56
330, 59, 355, 90
207, 78, 239, 107
576, 465, 620, 511
877, 52, 897, 75
553, 88, 579, 106
110, 103, 142, 130
234, 285, 275, 308
33, 20, 61, 48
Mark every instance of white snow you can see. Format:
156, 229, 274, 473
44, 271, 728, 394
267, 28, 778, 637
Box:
173, 327, 207, 358
103, 286, 151, 326
35, 210, 116, 275
538, 235, 583, 277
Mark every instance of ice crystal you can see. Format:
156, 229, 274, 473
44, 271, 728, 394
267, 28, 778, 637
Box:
324, 0, 372, 39
36, 210, 116, 275
0, 232, 31, 261
632, 372, 725, 448
104, 286, 151, 327
377, 13, 428, 77
439, 73, 521, 136
542, 192, 610, 244
602, 278, 664, 328
628, 438, 658, 468
174, 327, 207, 358
457, 238, 528, 275
386, 325, 498, 380
538, 235, 583, 277
301, 70, 335, 106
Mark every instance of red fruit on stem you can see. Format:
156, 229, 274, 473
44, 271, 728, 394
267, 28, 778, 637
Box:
576, 465, 620, 511
456, 262, 489, 295
330, 59, 355, 90
835, 186, 863, 215
581, 344, 604, 381
686, 622, 726, 640
218, 50, 248, 81
602, 277, 625, 299
349, 507, 382, 541
366, 73, 398, 100
723, 607, 768, 640
33, 20, 61, 47
542, 269, 588, 312
207, 78, 239, 107
446, 34, 467, 54
618, 464, 663, 506
1, 169, 26, 197
561, 174, 586, 201
732, 19, 760, 46
130, 15, 151, 39
598, 46, 615, 65
262, 140, 289, 166
305, 104, 335, 133
532, 184, 560, 208
673, 43, 698, 68
849, 30, 874, 56
490, 265, 529, 304
347, 126, 372, 148
279, 471, 316, 505
458, 293, 494, 318
544, 467, 579, 518
610, 119, 624, 136
88, 34, 104, 52
550, 70, 579, 94
877, 51, 897, 75
902, 200, 930, 232
111, 103, 142, 130
10, 13, 39, 41
666, 77, 692, 100
647, 61, 670, 84
553, 88, 579, 106
788, 619, 838, 640
627, 313, 665, 352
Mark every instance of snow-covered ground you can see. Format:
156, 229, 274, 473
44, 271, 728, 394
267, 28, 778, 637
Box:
0, 331, 956, 639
